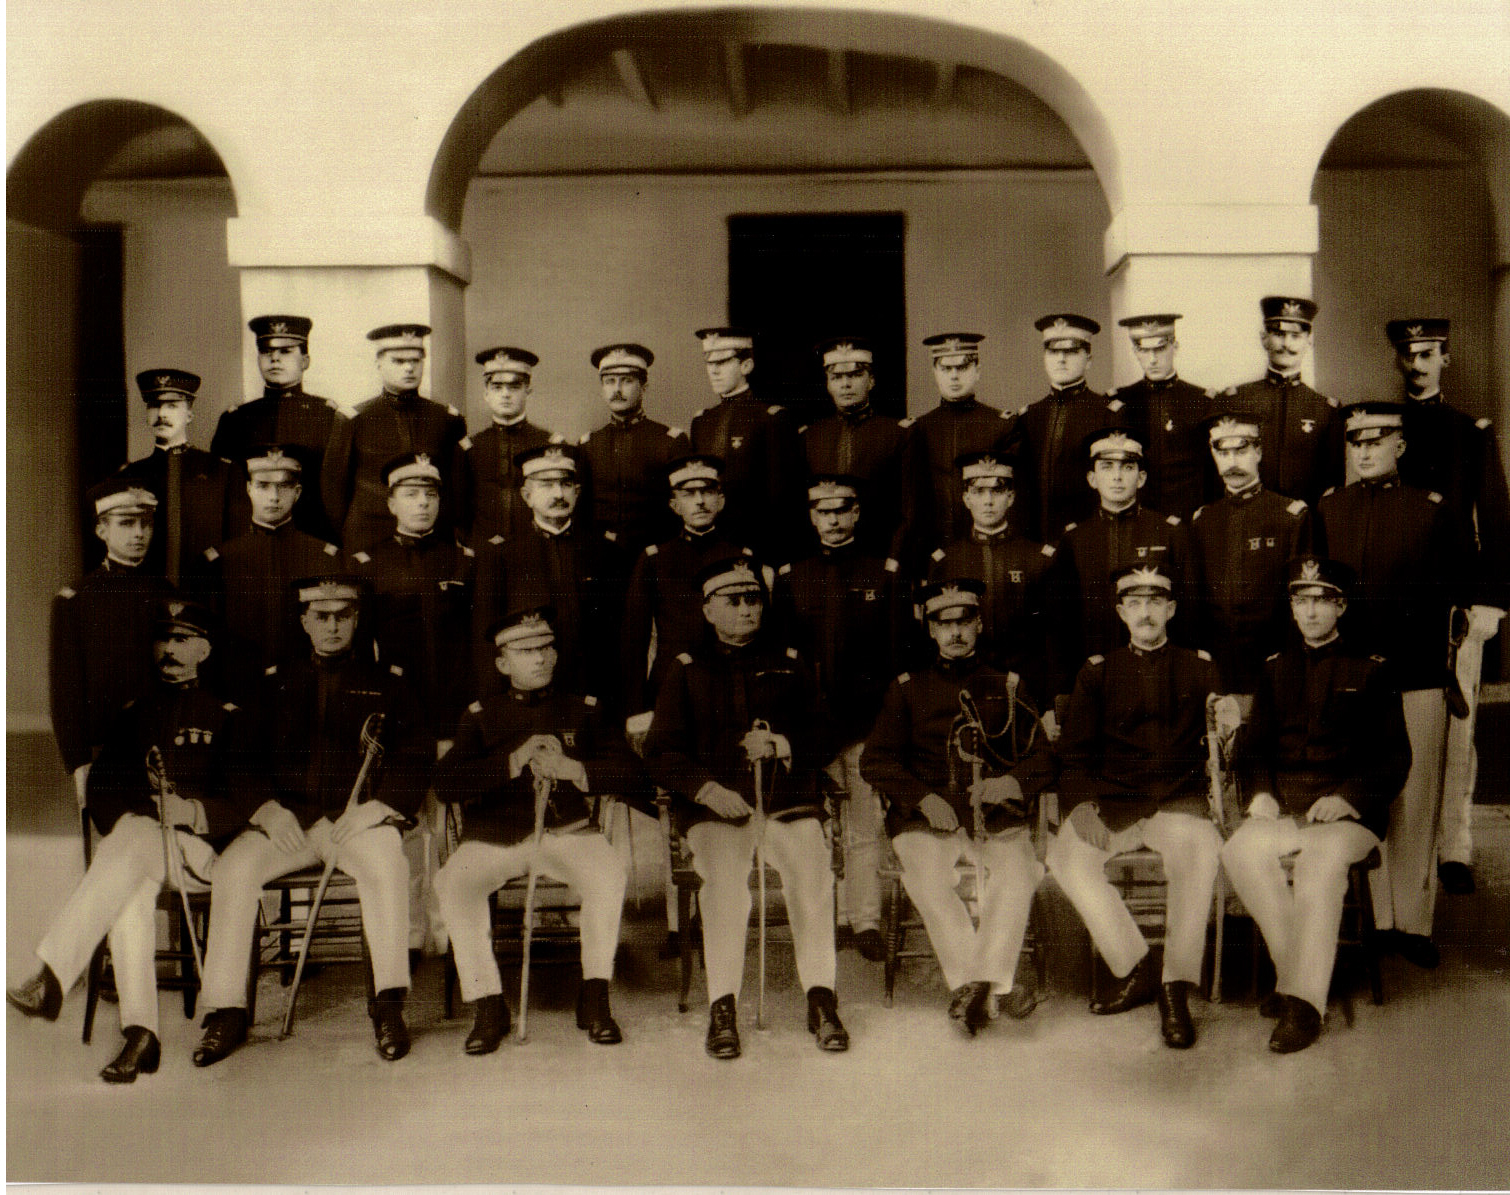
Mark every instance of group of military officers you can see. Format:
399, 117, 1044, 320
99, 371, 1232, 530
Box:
10, 298, 1508, 1081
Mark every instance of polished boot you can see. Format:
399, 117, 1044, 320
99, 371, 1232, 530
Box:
1437, 861, 1475, 896
1390, 931, 1441, 970
995, 984, 1039, 1020
6, 964, 63, 1021
806, 986, 849, 1052
1258, 990, 1284, 1019
576, 978, 623, 1045
464, 993, 510, 1055
192, 1007, 248, 1067
100, 1026, 160, 1083
1090, 954, 1158, 1015
705, 993, 740, 1060
854, 928, 886, 963
947, 981, 992, 1035
1268, 994, 1323, 1054
372, 987, 410, 1061
1157, 980, 1196, 1049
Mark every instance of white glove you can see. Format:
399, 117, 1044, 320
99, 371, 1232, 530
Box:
1246, 793, 1281, 820
1466, 605, 1505, 641
330, 799, 396, 845
695, 781, 752, 820
162, 792, 206, 833
251, 800, 306, 853
625, 711, 654, 737
973, 774, 1025, 808
72, 763, 91, 810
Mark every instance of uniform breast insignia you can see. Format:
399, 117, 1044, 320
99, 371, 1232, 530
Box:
1287, 499, 1307, 516
1165, 418, 1175, 432
1248, 537, 1261, 550
1165, 515, 1181, 525
490, 535, 505, 546
863, 588, 878, 600
1041, 544, 1056, 557
203, 547, 220, 562
1300, 418, 1316, 433
1370, 654, 1387, 664
354, 551, 371, 564
562, 731, 577, 749
676, 652, 693, 666
460, 436, 473, 451
468, 701, 483, 715
59, 586, 76, 599
1108, 399, 1125, 412
323, 543, 340, 556
730, 436, 744, 450
931, 548, 946, 562
1008, 570, 1023, 584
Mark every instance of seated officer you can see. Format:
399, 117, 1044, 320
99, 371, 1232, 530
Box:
9, 600, 243, 1083
192, 575, 431, 1066
434, 605, 645, 1053
646, 555, 847, 1059
1047, 563, 1222, 1049
862, 579, 1054, 1034
1223, 555, 1410, 1053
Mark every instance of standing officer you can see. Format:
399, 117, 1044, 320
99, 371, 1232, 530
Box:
323, 324, 466, 552
435, 605, 646, 1053
928, 451, 1057, 705
459, 345, 557, 546
1111, 313, 1214, 520
118, 369, 232, 585
1047, 564, 1223, 1049
212, 315, 345, 540
9, 600, 244, 1083
910, 332, 1018, 550
201, 446, 342, 699
1015, 314, 1124, 543
774, 474, 910, 960
1316, 399, 1475, 968
862, 579, 1054, 1033
51, 479, 175, 807
800, 336, 922, 560
1224, 556, 1410, 1053
1224, 297, 1341, 505
192, 575, 431, 1066
689, 326, 806, 558
646, 555, 847, 1059
1387, 317, 1510, 894
1188, 406, 1313, 694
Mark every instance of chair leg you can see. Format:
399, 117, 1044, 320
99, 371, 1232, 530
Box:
82, 942, 106, 1044
444, 947, 458, 1020
178, 903, 199, 1019
1353, 865, 1385, 1007
246, 914, 263, 1025
677, 889, 696, 1014
882, 874, 903, 1008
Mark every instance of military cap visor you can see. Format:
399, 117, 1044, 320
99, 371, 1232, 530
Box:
248, 315, 312, 345
1288, 555, 1352, 597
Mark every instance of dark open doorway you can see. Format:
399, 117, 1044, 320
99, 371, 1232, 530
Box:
727, 212, 906, 426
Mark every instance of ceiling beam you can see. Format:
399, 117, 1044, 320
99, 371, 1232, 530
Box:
826, 50, 850, 115
611, 48, 657, 111
930, 62, 956, 112
720, 40, 749, 118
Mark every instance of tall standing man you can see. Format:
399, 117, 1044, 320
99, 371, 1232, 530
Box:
459, 345, 556, 546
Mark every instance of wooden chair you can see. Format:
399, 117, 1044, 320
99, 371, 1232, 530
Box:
247, 864, 369, 1025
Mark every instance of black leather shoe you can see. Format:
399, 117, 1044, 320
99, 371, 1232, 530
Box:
996, 984, 1039, 1020
1268, 994, 1322, 1054
806, 987, 849, 1052
705, 994, 740, 1060
1393, 932, 1441, 970
1438, 861, 1475, 895
192, 1007, 248, 1067
854, 928, 886, 963
100, 1026, 160, 1083
465, 993, 510, 1055
6, 965, 63, 1021
576, 978, 622, 1045
1258, 991, 1283, 1019
1090, 955, 1158, 1015
947, 981, 992, 1035
1158, 980, 1196, 1049
372, 988, 410, 1061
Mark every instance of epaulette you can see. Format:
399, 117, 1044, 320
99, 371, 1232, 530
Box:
999, 409, 1013, 420
676, 652, 693, 665
1191, 506, 1205, 521
1041, 543, 1055, 557
265, 664, 278, 676
767, 404, 783, 415
389, 664, 404, 676
1087, 654, 1104, 666
460, 436, 474, 451
741, 547, 756, 557
1165, 515, 1181, 526
578, 433, 591, 445
323, 542, 340, 556
1064, 522, 1078, 532
604, 530, 618, 542
644, 543, 659, 557
468, 700, 483, 715
1321, 486, 1337, 498
797, 425, 808, 435
668, 426, 685, 438
898, 417, 916, 428
1326, 396, 1338, 408
354, 551, 371, 564
58, 586, 75, 599
223, 701, 239, 712
1197, 649, 1213, 662
897, 672, 912, 685
446, 405, 461, 417
1266, 652, 1281, 663
584, 695, 599, 707
931, 548, 946, 562
778, 563, 792, 575
1477, 417, 1492, 430
549, 433, 565, 444
1287, 499, 1307, 516
1018, 404, 1030, 416
461, 545, 475, 557
884, 557, 900, 572
490, 535, 505, 546
1108, 398, 1125, 412
786, 646, 800, 660
203, 547, 220, 561
1428, 491, 1443, 504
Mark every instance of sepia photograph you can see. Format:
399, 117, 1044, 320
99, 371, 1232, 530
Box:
6, 0, 1510, 1188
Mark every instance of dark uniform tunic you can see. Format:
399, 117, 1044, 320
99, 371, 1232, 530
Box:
436, 687, 645, 846
201, 521, 342, 700
351, 531, 475, 736
50, 561, 176, 773
862, 653, 1054, 838
1049, 505, 1197, 695
1399, 396, 1510, 611
1238, 638, 1409, 841
1058, 641, 1220, 831
117, 446, 232, 584
1188, 484, 1313, 692
211, 386, 346, 540
619, 527, 753, 718
1227, 373, 1341, 506
928, 530, 1057, 704
578, 412, 689, 556
909, 396, 1019, 550
458, 417, 556, 547
646, 633, 830, 830
1317, 478, 1475, 692
322, 391, 466, 551
773, 541, 910, 747
1014, 383, 1129, 542
237, 651, 431, 830
690, 390, 806, 558
1112, 376, 1216, 519
800, 405, 923, 560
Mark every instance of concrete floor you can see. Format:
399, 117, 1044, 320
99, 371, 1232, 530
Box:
8, 809, 1510, 1188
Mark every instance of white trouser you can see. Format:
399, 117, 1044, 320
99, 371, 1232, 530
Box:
826, 742, 883, 933
1046, 809, 1222, 985
405, 791, 444, 952
36, 812, 210, 1035
687, 816, 836, 1005
1370, 688, 1446, 936
1221, 815, 1379, 1015
434, 831, 627, 1004
1440, 631, 1489, 866
199, 820, 409, 1010
892, 825, 1043, 992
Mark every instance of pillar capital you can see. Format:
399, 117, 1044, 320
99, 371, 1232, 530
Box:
1104, 204, 1319, 274
227, 215, 471, 284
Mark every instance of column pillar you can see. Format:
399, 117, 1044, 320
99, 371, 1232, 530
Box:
225, 215, 471, 417
1103, 204, 1319, 390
